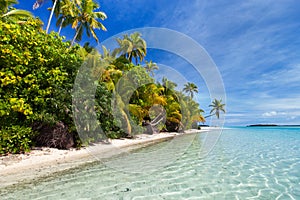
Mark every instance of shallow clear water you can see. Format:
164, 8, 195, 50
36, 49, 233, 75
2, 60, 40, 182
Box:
1, 127, 300, 199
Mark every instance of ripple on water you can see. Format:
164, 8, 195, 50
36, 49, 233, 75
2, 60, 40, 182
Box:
1, 128, 300, 199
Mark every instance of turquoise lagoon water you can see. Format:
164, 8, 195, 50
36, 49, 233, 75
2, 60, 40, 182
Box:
1, 127, 300, 199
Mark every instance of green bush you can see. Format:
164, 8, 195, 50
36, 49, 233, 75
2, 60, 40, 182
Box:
0, 19, 82, 128
0, 18, 84, 152
0, 20, 80, 119
0, 126, 35, 155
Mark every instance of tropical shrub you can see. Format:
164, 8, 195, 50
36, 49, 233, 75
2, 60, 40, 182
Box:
0, 18, 83, 153
0, 125, 35, 154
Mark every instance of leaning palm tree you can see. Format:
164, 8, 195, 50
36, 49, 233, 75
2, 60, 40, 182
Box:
206, 99, 226, 119
1, 0, 33, 21
144, 60, 158, 77
70, 0, 107, 46
183, 82, 198, 99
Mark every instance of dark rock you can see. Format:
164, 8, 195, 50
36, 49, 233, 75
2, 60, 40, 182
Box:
32, 122, 75, 149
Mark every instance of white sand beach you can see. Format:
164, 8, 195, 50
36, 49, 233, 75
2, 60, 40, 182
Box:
0, 128, 215, 188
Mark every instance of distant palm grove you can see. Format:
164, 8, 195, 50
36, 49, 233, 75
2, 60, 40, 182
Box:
0, 0, 224, 155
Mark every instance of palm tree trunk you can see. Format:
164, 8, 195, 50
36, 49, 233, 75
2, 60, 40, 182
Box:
204, 113, 214, 118
46, 0, 58, 34
58, 17, 64, 35
120, 109, 132, 136
113, 94, 132, 137
70, 23, 82, 46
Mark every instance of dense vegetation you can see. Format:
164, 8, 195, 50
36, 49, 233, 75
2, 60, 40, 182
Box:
0, 0, 224, 155
0, 18, 83, 154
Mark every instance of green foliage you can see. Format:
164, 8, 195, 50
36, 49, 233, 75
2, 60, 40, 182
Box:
70, 0, 107, 46
0, 18, 81, 123
0, 125, 35, 155
113, 32, 147, 64
110, 33, 205, 132
0, 18, 83, 153
183, 82, 198, 99
0, 0, 33, 22
0, 20, 206, 154
95, 81, 126, 139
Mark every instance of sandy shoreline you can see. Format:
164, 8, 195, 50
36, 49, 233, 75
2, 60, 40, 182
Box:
0, 128, 214, 189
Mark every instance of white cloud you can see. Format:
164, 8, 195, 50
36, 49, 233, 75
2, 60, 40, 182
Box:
261, 110, 300, 124
262, 111, 278, 117
249, 64, 300, 87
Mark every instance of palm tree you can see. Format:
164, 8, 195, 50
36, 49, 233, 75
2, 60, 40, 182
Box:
177, 93, 204, 129
206, 99, 226, 119
33, 0, 60, 33
183, 82, 198, 99
1, 0, 33, 21
161, 77, 178, 98
33, 0, 77, 34
70, 0, 107, 46
164, 95, 182, 132
47, 0, 59, 33
144, 60, 158, 77
129, 32, 147, 64
82, 42, 94, 53
55, 0, 79, 35
114, 32, 147, 64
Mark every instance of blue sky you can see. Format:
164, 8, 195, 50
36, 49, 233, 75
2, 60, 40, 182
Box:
16, 0, 300, 126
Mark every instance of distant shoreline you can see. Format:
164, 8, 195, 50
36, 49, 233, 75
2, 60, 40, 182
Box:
247, 124, 300, 127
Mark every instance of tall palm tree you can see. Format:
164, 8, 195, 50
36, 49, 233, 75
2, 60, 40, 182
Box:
206, 99, 226, 119
47, 0, 59, 33
129, 32, 147, 64
144, 60, 158, 77
55, 0, 79, 35
1, 0, 33, 21
183, 82, 198, 99
70, 0, 107, 46
33, 0, 61, 33
114, 32, 147, 64
113, 36, 131, 58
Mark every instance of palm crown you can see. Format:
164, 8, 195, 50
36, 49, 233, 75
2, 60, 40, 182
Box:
144, 61, 158, 77
1, 0, 33, 21
70, 0, 107, 46
183, 82, 198, 99
113, 32, 147, 64
209, 99, 226, 119
33, 0, 107, 45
